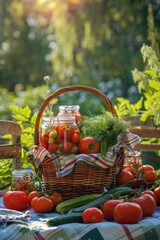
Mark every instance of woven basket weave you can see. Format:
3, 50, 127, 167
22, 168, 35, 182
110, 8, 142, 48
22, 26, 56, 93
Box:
29, 85, 125, 200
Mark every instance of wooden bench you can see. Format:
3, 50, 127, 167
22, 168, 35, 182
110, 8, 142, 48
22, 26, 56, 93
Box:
0, 120, 22, 170
126, 116, 160, 152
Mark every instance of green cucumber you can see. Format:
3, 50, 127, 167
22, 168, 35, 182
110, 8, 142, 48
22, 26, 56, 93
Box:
46, 213, 83, 226
69, 193, 113, 213
56, 193, 102, 214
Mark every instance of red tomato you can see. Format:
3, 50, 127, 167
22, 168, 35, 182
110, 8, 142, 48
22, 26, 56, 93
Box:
31, 196, 53, 213
113, 202, 142, 224
123, 165, 136, 176
41, 132, 49, 144
71, 131, 80, 144
82, 207, 104, 224
142, 189, 157, 203
40, 142, 48, 149
116, 169, 134, 186
27, 191, 41, 205
78, 137, 101, 154
48, 143, 58, 153
131, 193, 156, 217
61, 141, 73, 153
46, 191, 64, 207
74, 113, 82, 122
138, 165, 157, 186
154, 187, 160, 205
102, 199, 123, 221
57, 124, 74, 140
3, 191, 29, 211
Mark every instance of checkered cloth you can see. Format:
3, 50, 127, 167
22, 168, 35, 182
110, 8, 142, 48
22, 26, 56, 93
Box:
29, 132, 140, 177
0, 198, 160, 240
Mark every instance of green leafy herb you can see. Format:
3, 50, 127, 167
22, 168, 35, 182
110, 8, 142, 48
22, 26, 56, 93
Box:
80, 111, 130, 155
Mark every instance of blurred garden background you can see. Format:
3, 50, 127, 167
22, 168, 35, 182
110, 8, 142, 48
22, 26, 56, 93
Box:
0, 0, 160, 188
0, 0, 160, 118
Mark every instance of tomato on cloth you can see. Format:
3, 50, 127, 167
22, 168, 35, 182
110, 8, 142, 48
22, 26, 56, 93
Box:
3, 191, 29, 211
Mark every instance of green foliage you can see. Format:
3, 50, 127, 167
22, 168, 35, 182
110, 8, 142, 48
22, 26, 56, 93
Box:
0, 88, 16, 119
1, 0, 160, 102
9, 105, 37, 167
115, 44, 160, 127
80, 111, 130, 155
0, 160, 12, 189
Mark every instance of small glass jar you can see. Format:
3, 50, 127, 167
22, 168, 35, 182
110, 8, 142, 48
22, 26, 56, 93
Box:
39, 117, 57, 148
57, 105, 82, 122
11, 169, 35, 194
123, 151, 142, 177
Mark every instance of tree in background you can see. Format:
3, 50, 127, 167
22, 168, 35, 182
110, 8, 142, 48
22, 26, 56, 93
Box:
0, 0, 52, 91
0, 0, 160, 103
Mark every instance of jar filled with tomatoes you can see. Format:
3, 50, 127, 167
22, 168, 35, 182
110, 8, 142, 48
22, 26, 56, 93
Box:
57, 105, 82, 122
11, 169, 35, 194
39, 115, 80, 154
39, 117, 57, 149
123, 151, 142, 177
55, 115, 80, 154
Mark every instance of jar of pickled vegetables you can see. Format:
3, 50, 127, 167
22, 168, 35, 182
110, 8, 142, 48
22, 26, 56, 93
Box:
39, 117, 57, 149
45, 115, 80, 154
11, 169, 35, 194
123, 151, 142, 177
57, 105, 82, 122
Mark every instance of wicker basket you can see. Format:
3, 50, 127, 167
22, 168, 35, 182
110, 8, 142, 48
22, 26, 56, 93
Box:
28, 85, 125, 200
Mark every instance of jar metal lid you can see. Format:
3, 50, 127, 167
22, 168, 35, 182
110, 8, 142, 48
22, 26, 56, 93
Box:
12, 169, 34, 176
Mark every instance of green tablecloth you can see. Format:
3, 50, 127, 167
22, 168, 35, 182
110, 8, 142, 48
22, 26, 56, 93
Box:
0, 198, 160, 240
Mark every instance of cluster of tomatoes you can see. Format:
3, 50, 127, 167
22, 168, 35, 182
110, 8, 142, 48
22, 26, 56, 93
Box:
116, 164, 157, 188
40, 120, 101, 155
82, 164, 160, 225
82, 185, 160, 225
3, 190, 64, 213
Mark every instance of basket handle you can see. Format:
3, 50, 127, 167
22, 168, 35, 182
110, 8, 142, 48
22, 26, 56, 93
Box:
34, 85, 118, 145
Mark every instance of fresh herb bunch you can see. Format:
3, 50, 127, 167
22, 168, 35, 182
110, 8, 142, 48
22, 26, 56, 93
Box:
79, 111, 130, 156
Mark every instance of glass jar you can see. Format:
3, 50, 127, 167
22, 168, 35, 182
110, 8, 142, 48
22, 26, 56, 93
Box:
57, 105, 82, 122
39, 117, 57, 149
123, 151, 142, 177
56, 115, 79, 154
11, 169, 35, 194
39, 115, 80, 154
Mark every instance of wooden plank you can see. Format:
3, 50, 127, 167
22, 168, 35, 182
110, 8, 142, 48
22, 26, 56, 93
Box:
0, 144, 21, 159
124, 116, 159, 128
0, 120, 22, 135
134, 143, 160, 151
130, 128, 160, 138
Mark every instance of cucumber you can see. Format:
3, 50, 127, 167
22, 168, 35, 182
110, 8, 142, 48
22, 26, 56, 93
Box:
56, 193, 102, 214
46, 213, 83, 226
69, 193, 113, 213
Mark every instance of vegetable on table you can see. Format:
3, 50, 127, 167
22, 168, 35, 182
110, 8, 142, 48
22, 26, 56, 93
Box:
131, 192, 157, 217
102, 199, 124, 221
154, 187, 160, 205
27, 191, 41, 205
46, 213, 83, 226
138, 164, 157, 187
56, 193, 102, 214
3, 191, 29, 211
31, 196, 54, 213
113, 202, 143, 224
82, 207, 104, 224
69, 193, 112, 213
116, 169, 135, 186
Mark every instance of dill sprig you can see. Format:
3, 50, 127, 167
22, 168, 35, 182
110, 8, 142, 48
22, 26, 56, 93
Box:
80, 112, 130, 156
